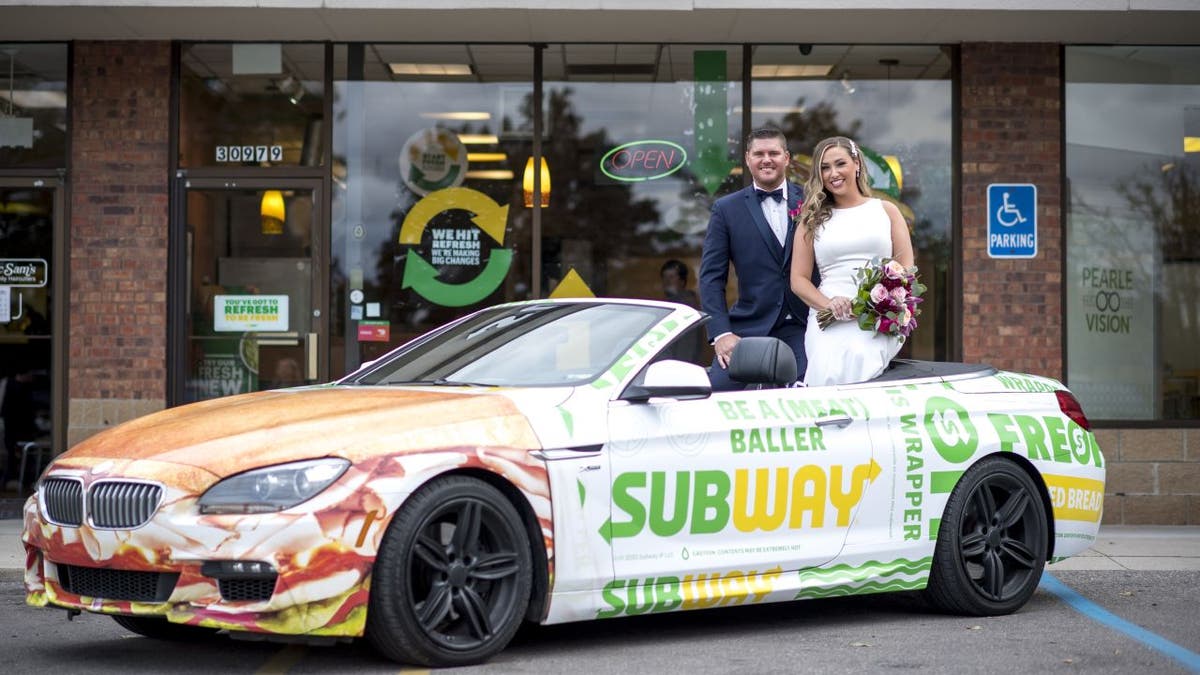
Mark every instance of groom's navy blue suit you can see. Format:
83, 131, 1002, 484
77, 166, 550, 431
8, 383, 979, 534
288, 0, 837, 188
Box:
699, 181, 813, 391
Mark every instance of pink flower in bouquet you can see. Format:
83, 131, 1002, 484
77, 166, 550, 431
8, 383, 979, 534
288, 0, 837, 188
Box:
881, 260, 907, 289
819, 255, 925, 337
870, 283, 889, 305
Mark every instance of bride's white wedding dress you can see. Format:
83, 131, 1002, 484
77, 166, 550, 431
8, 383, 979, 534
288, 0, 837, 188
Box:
803, 199, 903, 386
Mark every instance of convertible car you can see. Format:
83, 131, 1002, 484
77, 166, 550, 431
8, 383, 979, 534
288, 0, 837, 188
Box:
22, 298, 1105, 666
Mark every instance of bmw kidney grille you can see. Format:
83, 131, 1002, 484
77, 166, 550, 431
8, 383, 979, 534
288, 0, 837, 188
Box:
41, 478, 163, 528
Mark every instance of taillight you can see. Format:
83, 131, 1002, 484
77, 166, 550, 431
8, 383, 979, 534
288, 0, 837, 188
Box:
1056, 390, 1091, 431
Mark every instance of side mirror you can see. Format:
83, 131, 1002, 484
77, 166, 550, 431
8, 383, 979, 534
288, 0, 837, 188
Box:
621, 359, 712, 402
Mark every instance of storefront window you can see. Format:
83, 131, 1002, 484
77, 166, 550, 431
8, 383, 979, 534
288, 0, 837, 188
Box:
179, 43, 325, 168
328, 42, 957, 378
538, 44, 741, 359
0, 43, 67, 168
751, 45, 955, 361
1066, 46, 1200, 421
331, 44, 535, 376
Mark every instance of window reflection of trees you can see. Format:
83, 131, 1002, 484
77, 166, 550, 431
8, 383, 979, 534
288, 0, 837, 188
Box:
1118, 160, 1200, 419
532, 87, 663, 292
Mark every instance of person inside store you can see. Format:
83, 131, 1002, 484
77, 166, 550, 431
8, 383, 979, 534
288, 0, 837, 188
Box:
789, 135, 914, 386
659, 258, 705, 364
264, 356, 304, 390
699, 127, 814, 391
660, 259, 700, 310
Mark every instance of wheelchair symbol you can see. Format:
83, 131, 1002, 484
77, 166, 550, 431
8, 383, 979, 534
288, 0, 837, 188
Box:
996, 191, 1027, 227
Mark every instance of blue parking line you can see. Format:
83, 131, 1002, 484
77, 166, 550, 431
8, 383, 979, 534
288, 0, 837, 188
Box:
1040, 573, 1200, 673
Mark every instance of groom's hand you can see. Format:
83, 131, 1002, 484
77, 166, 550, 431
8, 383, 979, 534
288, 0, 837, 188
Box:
714, 333, 740, 369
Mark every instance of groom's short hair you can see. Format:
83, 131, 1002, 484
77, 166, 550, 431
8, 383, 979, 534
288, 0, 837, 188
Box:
746, 127, 788, 148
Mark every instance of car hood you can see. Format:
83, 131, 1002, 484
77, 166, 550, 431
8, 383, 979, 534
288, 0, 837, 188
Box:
50, 386, 547, 489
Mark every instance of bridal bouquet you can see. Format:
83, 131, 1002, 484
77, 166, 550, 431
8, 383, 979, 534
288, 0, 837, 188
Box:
817, 257, 926, 338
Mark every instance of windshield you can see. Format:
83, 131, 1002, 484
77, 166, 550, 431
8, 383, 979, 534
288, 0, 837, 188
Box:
351, 302, 672, 387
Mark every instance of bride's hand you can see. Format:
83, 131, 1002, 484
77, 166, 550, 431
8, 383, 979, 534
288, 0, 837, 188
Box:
826, 296, 853, 321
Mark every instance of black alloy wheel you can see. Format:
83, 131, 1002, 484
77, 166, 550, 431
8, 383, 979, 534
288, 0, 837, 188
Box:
367, 475, 532, 667
925, 455, 1048, 616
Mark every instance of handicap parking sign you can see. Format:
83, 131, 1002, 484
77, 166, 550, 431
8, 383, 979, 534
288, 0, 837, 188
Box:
987, 183, 1037, 258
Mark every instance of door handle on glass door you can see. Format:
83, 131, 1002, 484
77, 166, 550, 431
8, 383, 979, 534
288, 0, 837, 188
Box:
306, 332, 318, 381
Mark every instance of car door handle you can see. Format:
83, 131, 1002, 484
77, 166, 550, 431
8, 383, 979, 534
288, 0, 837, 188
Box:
815, 414, 852, 429
531, 445, 603, 461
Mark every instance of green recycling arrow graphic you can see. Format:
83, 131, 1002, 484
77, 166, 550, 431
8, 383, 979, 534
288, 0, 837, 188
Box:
402, 248, 513, 307
694, 50, 738, 196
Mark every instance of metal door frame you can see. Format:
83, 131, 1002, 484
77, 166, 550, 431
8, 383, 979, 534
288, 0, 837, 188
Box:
0, 175, 66, 459
168, 175, 328, 404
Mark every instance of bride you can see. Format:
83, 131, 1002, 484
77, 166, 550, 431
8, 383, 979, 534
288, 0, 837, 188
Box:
790, 136, 915, 386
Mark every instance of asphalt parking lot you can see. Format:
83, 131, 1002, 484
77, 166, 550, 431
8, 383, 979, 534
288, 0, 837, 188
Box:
3, 521, 1198, 673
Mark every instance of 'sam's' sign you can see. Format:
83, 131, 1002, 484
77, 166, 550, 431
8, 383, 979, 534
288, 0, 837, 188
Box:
600, 140, 687, 182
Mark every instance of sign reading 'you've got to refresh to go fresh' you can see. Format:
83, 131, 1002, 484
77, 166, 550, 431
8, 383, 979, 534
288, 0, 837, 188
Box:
214, 295, 289, 332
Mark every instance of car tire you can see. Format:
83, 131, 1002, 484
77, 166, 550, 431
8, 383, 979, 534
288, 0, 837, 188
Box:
111, 615, 219, 641
367, 475, 532, 667
924, 455, 1048, 616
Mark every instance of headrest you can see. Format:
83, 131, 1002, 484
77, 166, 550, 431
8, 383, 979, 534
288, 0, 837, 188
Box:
727, 336, 797, 386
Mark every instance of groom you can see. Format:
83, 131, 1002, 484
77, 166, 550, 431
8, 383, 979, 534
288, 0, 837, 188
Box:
699, 127, 812, 391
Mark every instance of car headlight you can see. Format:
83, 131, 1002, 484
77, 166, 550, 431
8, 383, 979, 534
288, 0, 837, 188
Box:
198, 458, 350, 514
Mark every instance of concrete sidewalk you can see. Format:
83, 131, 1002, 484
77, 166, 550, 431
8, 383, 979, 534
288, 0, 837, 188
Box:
2, 518, 1198, 583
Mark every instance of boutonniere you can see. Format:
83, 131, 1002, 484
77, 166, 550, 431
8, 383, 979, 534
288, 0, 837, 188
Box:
789, 204, 802, 226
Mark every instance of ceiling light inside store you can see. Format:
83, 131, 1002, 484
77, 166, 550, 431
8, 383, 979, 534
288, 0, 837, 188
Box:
523, 157, 550, 208
467, 152, 508, 162
751, 65, 833, 78
260, 190, 286, 236
0, 90, 67, 109
389, 63, 473, 76
465, 170, 515, 180
457, 134, 499, 145
733, 105, 806, 115
841, 72, 856, 95
421, 111, 491, 121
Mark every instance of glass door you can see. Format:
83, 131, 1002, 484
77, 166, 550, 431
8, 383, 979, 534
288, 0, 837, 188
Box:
179, 179, 325, 403
0, 179, 61, 492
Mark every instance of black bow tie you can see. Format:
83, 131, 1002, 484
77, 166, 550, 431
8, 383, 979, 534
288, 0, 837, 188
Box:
756, 188, 784, 203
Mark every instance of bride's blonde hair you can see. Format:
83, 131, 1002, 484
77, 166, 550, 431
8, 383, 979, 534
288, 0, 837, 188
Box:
798, 136, 872, 240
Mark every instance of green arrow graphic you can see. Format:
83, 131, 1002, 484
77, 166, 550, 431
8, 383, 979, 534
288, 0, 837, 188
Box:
403, 248, 513, 307
599, 517, 613, 545
694, 51, 737, 196
858, 144, 900, 200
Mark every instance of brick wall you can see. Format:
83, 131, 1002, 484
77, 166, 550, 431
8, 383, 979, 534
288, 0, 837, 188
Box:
68, 41, 170, 443
1097, 429, 1200, 525
960, 43, 1062, 379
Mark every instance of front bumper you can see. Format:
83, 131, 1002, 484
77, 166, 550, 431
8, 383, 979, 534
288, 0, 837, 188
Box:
22, 487, 379, 638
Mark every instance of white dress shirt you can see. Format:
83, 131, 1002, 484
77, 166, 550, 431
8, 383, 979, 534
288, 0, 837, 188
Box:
754, 181, 789, 246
